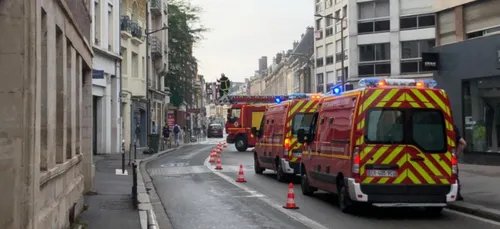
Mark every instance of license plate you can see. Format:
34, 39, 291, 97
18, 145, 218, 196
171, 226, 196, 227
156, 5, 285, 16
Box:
367, 170, 397, 177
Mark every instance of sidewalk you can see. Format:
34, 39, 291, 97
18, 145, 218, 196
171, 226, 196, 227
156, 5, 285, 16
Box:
447, 163, 500, 221
78, 149, 151, 229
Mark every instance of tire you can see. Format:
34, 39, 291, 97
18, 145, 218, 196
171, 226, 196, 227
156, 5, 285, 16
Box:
235, 136, 248, 152
254, 154, 265, 174
276, 160, 287, 182
424, 207, 443, 216
338, 185, 356, 213
301, 172, 315, 196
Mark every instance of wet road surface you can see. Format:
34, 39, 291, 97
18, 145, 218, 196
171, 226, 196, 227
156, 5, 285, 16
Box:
146, 143, 500, 229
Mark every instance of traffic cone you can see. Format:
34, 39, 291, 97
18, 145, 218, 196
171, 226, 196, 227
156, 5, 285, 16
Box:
209, 151, 216, 163
235, 164, 246, 182
283, 183, 299, 209
215, 155, 223, 170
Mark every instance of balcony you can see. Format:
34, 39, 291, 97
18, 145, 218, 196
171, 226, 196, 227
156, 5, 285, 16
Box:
131, 22, 143, 45
150, 36, 162, 58
151, 0, 161, 17
120, 16, 132, 39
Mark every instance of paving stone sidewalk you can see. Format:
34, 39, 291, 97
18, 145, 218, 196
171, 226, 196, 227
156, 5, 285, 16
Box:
447, 163, 500, 221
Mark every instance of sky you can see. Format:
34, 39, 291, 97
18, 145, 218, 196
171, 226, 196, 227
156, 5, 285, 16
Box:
188, 0, 314, 83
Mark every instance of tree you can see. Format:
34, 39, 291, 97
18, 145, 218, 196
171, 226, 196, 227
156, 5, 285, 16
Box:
165, 0, 207, 107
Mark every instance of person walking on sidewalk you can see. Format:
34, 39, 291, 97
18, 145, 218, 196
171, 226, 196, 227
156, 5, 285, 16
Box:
173, 124, 181, 147
454, 124, 467, 201
162, 124, 171, 149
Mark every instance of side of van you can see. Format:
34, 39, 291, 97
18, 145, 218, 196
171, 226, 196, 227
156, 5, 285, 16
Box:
297, 79, 459, 214
252, 98, 320, 182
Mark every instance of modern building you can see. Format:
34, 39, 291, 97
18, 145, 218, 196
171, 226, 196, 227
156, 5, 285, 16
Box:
120, 0, 169, 151
0, 0, 94, 228
91, 0, 121, 154
314, 0, 436, 93
432, 0, 500, 153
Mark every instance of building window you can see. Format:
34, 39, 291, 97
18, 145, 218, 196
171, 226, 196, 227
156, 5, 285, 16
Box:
358, 43, 390, 77
108, 4, 113, 51
343, 5, 347, 18
326, 55, 334, 65
357, 0, 389, 34
94, 0, 101, 44
316, 73, 324, 84
316, 18, 322, 30
466, 25, 500, 39
316, 58, 324, 67
326, 27, 334, 37
400, 14, 435, 30
335, 0, 341, 4
326, 0, 333, 8
400, 39, 435, 74
326, 14, 334, 27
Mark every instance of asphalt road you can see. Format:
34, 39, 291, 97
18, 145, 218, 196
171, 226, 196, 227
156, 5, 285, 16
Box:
146, 142, 500, 229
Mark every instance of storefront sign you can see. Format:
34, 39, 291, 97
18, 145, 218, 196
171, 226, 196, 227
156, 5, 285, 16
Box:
421, 52, 439, 71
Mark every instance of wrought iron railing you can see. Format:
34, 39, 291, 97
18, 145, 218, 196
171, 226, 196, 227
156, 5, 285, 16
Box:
120, 16, 132, 33
131, 22, 143, 39
150, 36, 162, 56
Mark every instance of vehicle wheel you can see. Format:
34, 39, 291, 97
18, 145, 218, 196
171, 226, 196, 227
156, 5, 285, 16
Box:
254, 154, 265, 174
276, 161, 287, 182
301, 172, 315, 196
424, 207, 443, 216
338, 185, 356, 213
235, 137, 248, 152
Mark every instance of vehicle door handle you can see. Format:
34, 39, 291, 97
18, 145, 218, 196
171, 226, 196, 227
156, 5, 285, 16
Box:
410, 156, 424, 161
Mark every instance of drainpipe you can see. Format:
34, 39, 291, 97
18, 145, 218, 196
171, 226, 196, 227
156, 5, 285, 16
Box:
118, 0, 124, 155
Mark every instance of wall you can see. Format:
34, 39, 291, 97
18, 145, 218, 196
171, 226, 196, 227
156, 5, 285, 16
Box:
0, 0, 93, 228
432, 34, 500, 130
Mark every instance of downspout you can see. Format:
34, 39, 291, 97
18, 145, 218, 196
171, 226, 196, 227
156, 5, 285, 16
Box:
118, 0, 123, 151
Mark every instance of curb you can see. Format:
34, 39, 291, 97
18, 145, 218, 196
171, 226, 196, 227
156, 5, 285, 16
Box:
135, 145, 188, 229
447, 201, 500, 222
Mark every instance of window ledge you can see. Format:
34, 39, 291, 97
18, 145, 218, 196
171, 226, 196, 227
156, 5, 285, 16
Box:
40, 154, 83, 187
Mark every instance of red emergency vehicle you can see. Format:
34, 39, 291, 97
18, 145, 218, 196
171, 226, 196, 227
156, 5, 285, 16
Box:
297, 78, 458, 214
225, 95, 288, 152
251, 94, 322, 182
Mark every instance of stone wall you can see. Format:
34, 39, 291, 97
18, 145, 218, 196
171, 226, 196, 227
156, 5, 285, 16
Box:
0, 0, 93, 228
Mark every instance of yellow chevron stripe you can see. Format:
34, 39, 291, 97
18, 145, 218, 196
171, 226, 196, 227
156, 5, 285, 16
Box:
362, 89, 383, 112
299, 100, 314, 112
410, 162, 435, 184
425, 90, 450, 116
288, 100, 305, 118
381, 89, 399, 101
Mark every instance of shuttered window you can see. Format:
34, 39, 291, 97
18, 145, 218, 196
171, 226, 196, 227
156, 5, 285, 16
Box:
464, 0, 500, 33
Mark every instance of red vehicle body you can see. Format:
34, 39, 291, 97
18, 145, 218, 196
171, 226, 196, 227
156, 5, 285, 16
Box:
297, 79, 459, 214
252, 96, 321, 182
225, 95, 288, 152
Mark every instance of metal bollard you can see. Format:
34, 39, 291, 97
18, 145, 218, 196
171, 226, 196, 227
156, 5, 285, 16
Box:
132, 162, 138, 209
134, 141, 137, 160
147, 209, 158, 229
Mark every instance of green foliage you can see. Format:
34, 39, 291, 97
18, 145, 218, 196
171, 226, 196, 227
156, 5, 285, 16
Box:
166, 0, 207, 107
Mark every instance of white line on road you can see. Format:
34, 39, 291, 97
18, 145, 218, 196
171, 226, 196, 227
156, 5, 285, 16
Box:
115, 169, 128, 175
203, 156, 332, 229
444, 209, 500, 226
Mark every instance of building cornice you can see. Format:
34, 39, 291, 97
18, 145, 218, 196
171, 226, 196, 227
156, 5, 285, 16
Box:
93, 46, 122, 60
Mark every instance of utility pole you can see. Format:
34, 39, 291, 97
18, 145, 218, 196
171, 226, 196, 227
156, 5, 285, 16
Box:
315, 14, 347, 92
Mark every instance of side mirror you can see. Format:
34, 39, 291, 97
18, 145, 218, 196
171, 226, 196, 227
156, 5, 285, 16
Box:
297, 129, 306, 143
251, 127, 258, 136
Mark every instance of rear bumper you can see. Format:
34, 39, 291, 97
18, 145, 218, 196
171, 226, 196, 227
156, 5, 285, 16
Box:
279, 158, 301, 175
346, 179, 458, 207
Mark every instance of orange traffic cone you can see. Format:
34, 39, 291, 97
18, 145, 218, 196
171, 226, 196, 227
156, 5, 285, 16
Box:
235, 164, 246, 182
215, 156, 223, 170
283, 183, 299, 209
209, 151, 216, 163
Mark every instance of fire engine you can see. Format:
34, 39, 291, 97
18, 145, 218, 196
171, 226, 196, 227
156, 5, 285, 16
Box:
251, 93, 323, 182
296, 78, 458, 215
223, 95, 289, 152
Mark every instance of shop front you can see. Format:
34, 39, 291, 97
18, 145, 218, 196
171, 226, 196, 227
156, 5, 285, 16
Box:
432, 34, 500, 164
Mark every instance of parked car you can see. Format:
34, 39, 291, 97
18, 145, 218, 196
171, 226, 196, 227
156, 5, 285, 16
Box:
207, 123, 224, 138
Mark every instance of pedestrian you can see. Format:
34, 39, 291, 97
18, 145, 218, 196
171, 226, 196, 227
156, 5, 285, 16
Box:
173, 124, 181, 146
152, 121, 157, 134
162, 124, 170, 149
454, 124, 467, 201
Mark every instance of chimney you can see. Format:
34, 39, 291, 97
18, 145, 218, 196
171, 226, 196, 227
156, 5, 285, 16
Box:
276, 52, 283, 64
293, 41, 299, 50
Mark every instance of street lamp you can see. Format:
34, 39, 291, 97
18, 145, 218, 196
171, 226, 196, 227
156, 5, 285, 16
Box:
145, 2, 168, 140
314, 14, 347, 92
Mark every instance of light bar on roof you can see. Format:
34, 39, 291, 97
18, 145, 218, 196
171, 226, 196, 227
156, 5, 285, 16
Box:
358, 78, 438, 88
288, 93, 308, 99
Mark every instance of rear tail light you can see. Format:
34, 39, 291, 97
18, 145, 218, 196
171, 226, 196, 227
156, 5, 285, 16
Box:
451, 149, 458, 182
284, 138, 291, 151
352, 147, 361, 183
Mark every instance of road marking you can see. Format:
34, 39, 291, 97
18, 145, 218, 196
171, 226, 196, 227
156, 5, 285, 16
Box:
115, 169, 128, 175
148, 166, 210, 176
204, 156, 331, 229
444, 209, 500, 226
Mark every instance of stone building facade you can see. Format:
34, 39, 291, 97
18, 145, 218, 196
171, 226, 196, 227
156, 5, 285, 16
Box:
0, 0, 94, 228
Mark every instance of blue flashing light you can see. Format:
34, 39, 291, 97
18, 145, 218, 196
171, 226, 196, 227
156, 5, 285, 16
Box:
358, 78, 383, 87
275, 97, 282, 103
329, 84, 343, 95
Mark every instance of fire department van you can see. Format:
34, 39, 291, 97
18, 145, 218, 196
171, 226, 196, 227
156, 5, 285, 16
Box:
296, 78, 458, 214
225, 95, 288, 152
251, 93, 322, 182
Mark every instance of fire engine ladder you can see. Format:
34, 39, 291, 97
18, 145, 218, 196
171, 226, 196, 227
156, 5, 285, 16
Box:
216, 95, 289, 105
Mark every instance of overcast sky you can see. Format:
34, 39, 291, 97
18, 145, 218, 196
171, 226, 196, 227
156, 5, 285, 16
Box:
189, 0, 313, 83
